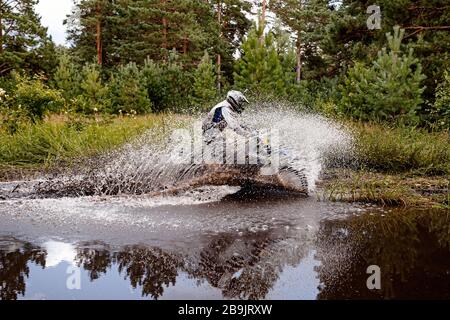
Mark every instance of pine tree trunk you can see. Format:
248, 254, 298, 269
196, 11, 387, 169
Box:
217, 0, 222, 93
217, 53, 221, 92
163, 17, 167, 45
259, 0, 266, 43
261, 0, 266, 27
296, 36, 302, 83
162, 0, 168, 60
183, 36, 188, 55
162, 19, 168, 58
0, 10, 3, 54
96, 3, 102, 65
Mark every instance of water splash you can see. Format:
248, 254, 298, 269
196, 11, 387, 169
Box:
240, 103, 353, 191
2, 103, 353, 199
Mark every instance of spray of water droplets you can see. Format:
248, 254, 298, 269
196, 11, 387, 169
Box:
1, 103, 353, 199
240, 103, 353, 190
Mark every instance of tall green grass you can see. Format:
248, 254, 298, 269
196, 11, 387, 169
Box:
0, 115, 166, 166
352, 123, 450, 175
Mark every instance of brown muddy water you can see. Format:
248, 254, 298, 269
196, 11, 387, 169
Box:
0, 186, 449, 300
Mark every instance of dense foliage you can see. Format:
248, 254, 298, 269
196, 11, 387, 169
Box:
0, 0, 448, 132
0, 0, 56, 76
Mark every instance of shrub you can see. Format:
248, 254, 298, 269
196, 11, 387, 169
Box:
0, 92, 27, 135
9, 73, 64, 122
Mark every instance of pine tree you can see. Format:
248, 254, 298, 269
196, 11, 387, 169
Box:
190, 51, 217, 108
234, 22, 285, 96
339, 27, 426, 123
141, 50, 192, 112
65, 0, 115, 67
323, 0, 449, 102
272, 20, 297, 87
270, 0, 332, 82
0, 0, 55, 75
430, 71, 450, 130
66, 0, 227, 70
53, 51, 80, 100
210, 0, 252, 87
108, 62, 152, 114
77, 62, 109, 113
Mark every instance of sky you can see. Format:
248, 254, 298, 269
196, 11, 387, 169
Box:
36, 0, 74, 45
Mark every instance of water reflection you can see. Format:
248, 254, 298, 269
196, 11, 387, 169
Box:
187, 231, 308, 299
115, 246, 182, 299
1, 209, 449, 300
75, 229, 307, 300
76, 244, 113, 281
0, 239, 46, 300
315, 209, 450, 299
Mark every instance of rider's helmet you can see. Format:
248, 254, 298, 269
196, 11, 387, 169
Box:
226, 90, 249, 113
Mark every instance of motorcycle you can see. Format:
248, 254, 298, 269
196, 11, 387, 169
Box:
168, 130, 309, 195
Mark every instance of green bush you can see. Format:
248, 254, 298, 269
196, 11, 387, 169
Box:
0, 97, 27, 135
108, 62, 152, 115
6, 73, 64, 122
339, 27, 426, 124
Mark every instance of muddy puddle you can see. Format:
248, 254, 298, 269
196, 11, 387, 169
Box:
1, 187, 448, 300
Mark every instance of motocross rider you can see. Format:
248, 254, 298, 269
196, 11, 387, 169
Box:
202, 90, 252, 144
